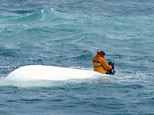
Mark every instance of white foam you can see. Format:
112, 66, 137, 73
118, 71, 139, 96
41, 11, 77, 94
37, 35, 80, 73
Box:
50, 8, 55, 11
7, 65, 102, 81
40, 9, 46, 20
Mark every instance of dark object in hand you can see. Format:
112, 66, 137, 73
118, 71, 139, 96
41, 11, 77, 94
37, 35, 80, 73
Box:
108, 61, 114, 69
107, 62, 115, 75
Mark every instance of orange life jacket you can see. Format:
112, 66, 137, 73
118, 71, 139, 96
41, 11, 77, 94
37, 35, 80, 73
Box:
93, 54, 112, 74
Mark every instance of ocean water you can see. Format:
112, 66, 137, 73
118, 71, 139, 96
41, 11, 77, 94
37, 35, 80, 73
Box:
0, 0, 154, 114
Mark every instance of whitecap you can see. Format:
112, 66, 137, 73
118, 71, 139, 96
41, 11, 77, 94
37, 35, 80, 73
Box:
40, 9, 46, 20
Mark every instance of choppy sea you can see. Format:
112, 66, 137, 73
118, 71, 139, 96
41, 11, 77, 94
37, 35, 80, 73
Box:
0, 0, 154, 114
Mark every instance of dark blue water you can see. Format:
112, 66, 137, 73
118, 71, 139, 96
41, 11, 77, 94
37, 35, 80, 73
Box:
0, 0, 154, 114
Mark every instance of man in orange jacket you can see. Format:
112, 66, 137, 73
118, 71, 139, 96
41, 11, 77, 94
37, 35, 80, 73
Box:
93, 51, 114, 74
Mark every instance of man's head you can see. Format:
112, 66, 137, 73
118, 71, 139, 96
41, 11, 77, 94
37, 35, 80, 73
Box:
100, 50, 105, 56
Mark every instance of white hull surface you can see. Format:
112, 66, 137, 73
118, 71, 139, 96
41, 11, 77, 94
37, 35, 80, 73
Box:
7, 65, 101, 81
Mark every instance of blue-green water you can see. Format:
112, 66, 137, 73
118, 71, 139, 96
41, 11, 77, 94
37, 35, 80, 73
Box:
0, 0, 154, 114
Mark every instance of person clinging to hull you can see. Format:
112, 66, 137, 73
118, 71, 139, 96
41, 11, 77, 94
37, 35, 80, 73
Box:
93, 50, 115, 75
